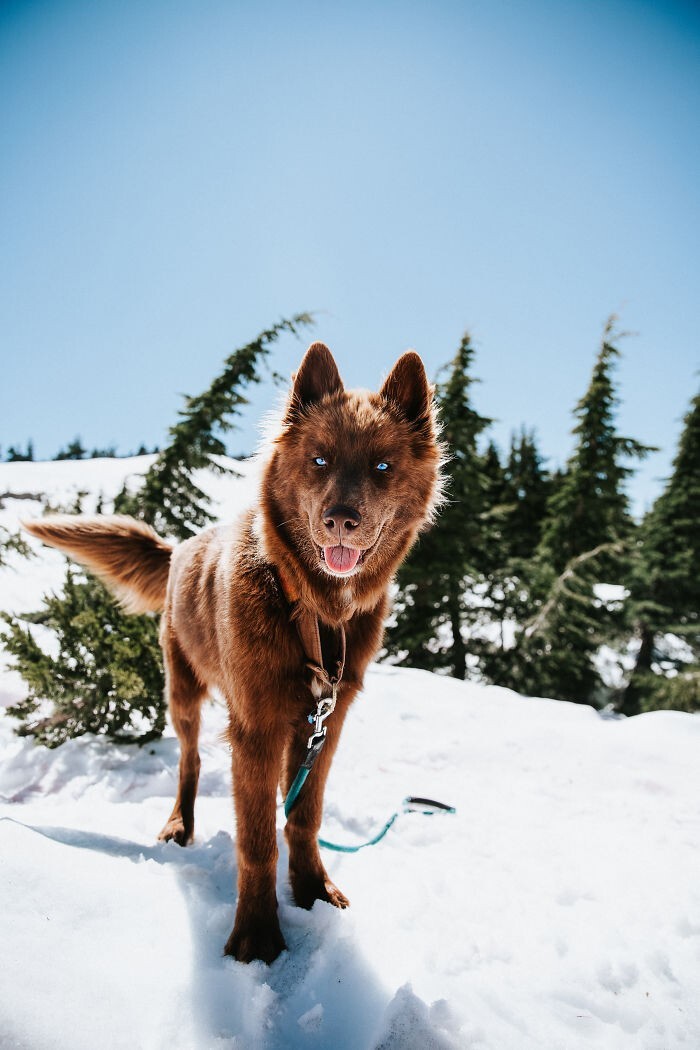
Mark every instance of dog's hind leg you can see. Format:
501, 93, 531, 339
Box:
158, 636, 206, 846
282, 698, 352, 911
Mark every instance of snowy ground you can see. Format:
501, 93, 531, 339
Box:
1, 458, 699, 1050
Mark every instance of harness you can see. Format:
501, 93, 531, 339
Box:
276, 563, 455, 851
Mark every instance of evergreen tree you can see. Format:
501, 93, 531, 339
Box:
3, 568, 164, 748
115, 314, 313, 539
6, 440, 34, 462
506, 540, 624, 704
385, 333, 491, 678
0, 526, 33, 569
494, 318, 650, 705
479, 440, 512, 576
503, 427, 551, 561
55, 437, 87, 461
622, 385, 700, 714
482, 441, 508, 510
474, 431, 552, 685
539, 317, 651, 574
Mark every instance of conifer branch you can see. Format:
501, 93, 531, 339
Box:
524, 541, 624, 639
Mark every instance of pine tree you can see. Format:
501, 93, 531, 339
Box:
6, 440, 34, 462
55, 437, 87, 461
385, 333, 491, 678
115, 313, 313, 539
497, 318, 651, 705
482, 441, 507, 510
503, 427, 551, 561
3, 568, 164, 748
0, 526, 33, 569
539, 317, 651, 574
510, 540, 624, 703
622, 385, 700, 714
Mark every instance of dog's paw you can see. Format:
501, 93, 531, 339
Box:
324, 879, 350, 909
224, 919, 286, 965
292, 872, 350, 911
157, 815, 193, 846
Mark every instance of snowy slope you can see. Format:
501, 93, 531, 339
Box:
1, 458, 699, 1050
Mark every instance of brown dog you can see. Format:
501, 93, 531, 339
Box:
23, 343, 442, 964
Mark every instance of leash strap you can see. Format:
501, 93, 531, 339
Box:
276, 563, 345, 817
276, 563, 345, 692
318, 797, 456, 853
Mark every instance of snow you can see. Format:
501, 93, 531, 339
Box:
1, 458, 699, 1049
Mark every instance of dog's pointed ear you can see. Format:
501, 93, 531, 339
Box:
286, 342, 344, 421
380, 351, 434, 432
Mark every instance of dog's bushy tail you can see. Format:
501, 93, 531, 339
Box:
23, 515, 173, 613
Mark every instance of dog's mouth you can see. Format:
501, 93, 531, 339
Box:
317, 526, 384, 578
320, 544, 364, 576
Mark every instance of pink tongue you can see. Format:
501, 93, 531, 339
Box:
324, 545, 361, 573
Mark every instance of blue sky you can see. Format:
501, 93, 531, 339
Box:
1, 0, 698, 514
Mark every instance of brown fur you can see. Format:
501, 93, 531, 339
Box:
23, 515, 172, 613
23, 342, 442, 964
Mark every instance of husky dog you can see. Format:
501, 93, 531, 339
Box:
25, 343, 442, 963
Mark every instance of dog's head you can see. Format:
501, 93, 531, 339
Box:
262, 342, 443, 601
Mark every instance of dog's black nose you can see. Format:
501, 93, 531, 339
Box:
323, 505, 361, 532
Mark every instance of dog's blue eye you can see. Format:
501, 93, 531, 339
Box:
313, 457, 327, 467
376, 462, 389, 471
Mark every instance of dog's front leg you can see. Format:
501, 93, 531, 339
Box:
225, 718, 287, 965
283, 696, 353, 911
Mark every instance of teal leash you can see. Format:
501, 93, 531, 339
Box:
284, 704, 457, 855
318, 810, 402, 853
283, 670, 456, 852
317, 797, 456, 853
284, 688, 338, 819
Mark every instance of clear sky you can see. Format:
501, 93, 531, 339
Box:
2, 0, 699, 515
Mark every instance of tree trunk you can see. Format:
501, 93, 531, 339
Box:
448, 590, 468, 680
619, 622, 654, 717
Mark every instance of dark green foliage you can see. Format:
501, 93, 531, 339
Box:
482, 441, 508, 510
386, 319, 693, 714
500, 320, 651, 705
480, 441, 512, 568
5, 440, 34, 462
115, 313, 313, 539
636, 669, 700, 714
55, 437, 87, 461
498, 542, 624, 704
621, 386, 700, 714
503, 428, 551, 561
2, 568, 164, 748
539, 318, 652, 575
0, 526, 33, 568
638, 387, 700, 634
481, 321, 649, 706
386, 333, 492, 678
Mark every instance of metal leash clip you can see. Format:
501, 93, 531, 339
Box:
307, 681, 338, 748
